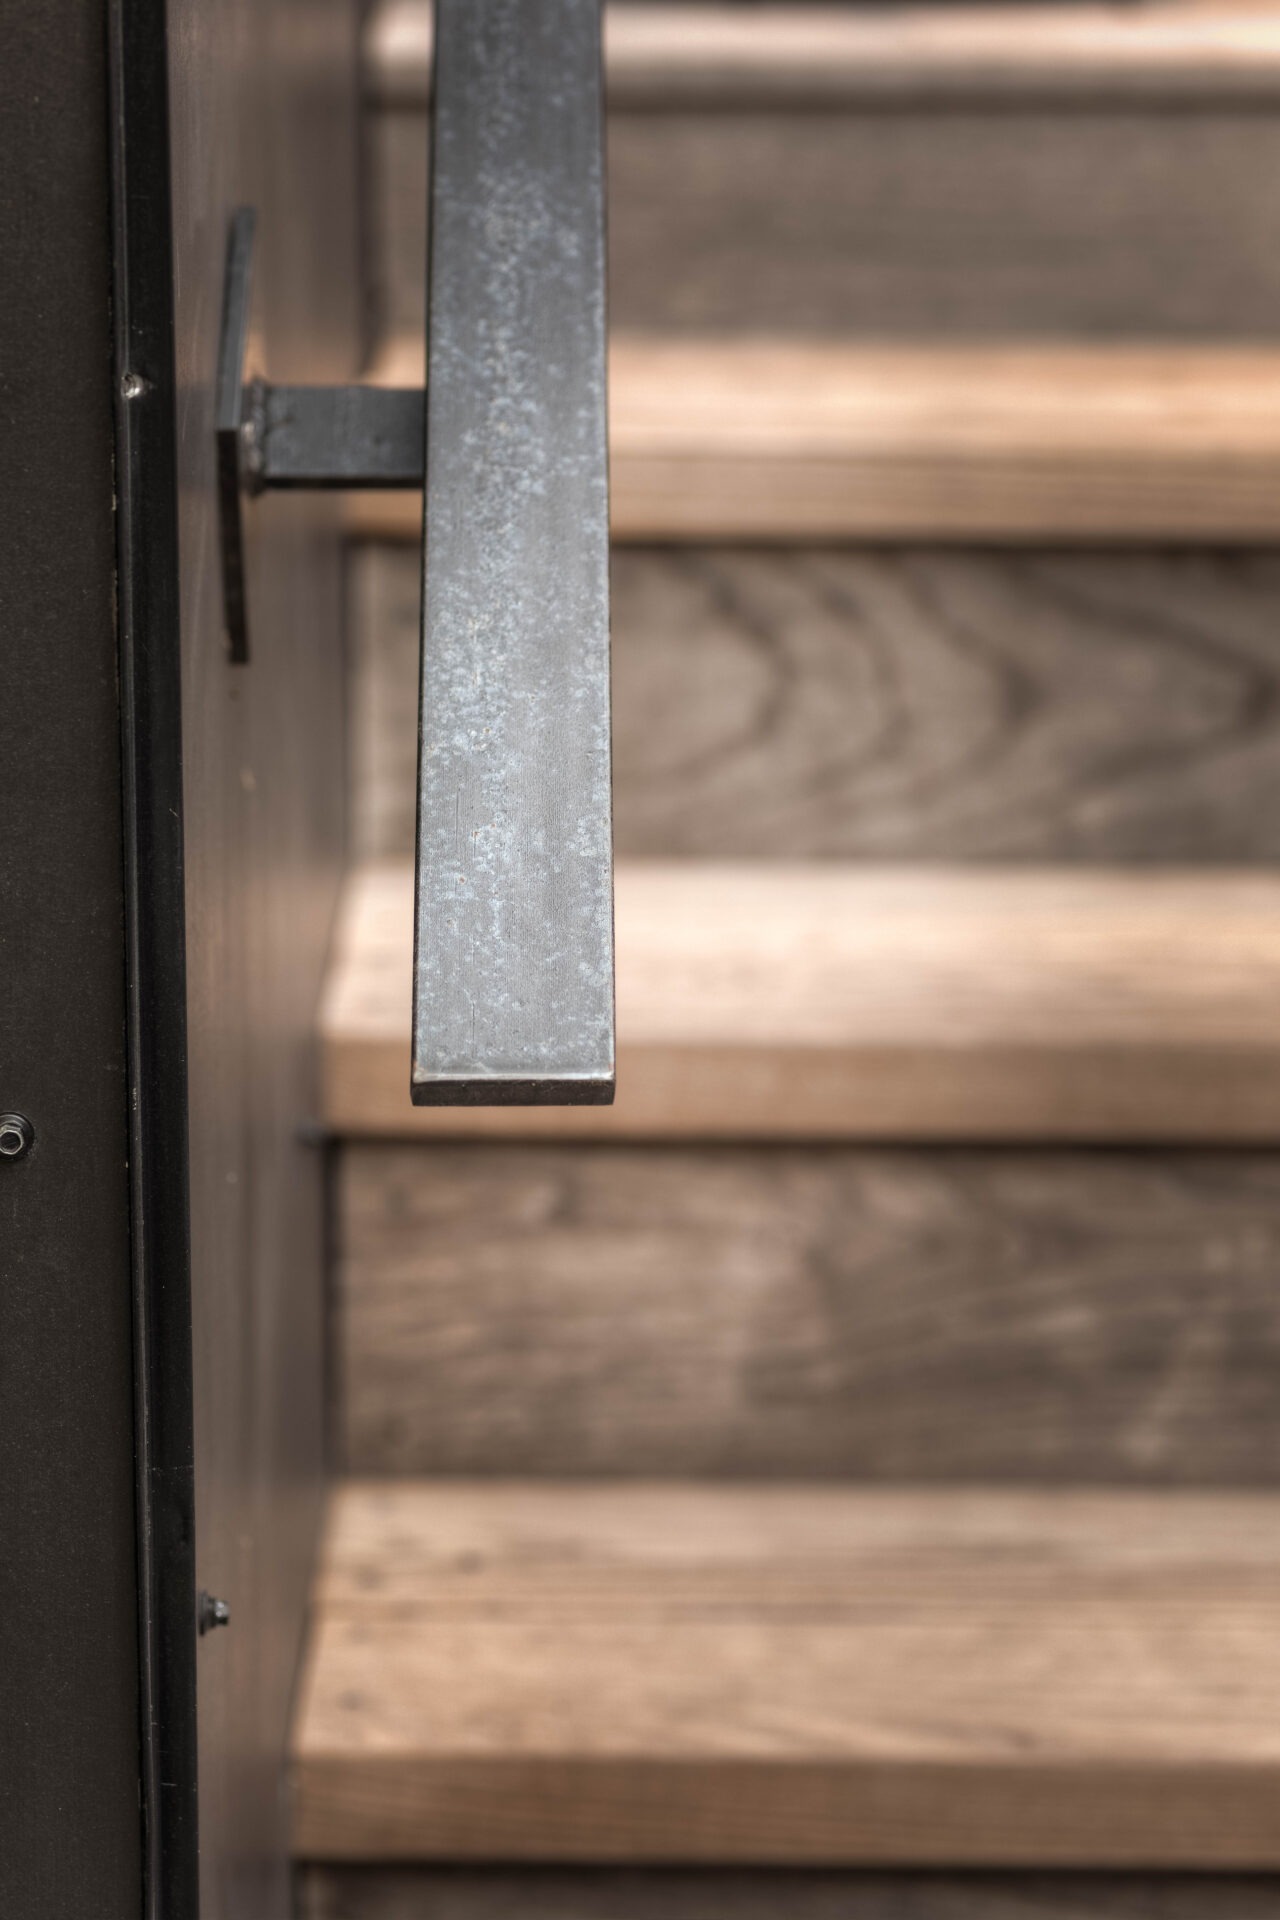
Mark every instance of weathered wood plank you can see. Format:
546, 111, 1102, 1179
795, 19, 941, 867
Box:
292, 1482, 1280, 1864
300, 1865, 1280, 1920
338, 1143, 1280, 1481
349, 545, 1280, 864
367, 3, 1280, 109
349, 341, 1280, 542
322, 863, 1280, 1142
368, 107, 1280, 342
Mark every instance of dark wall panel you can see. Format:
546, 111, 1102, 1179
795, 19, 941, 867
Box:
0, 2, 143, 1916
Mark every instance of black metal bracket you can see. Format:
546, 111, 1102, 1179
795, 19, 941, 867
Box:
215, 206, 423, 663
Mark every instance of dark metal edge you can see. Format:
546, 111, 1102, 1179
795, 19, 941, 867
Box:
409, 23, 433, 1132
106, 0, 200, 1915
410, 1074, 617, 1108
216, 205, 256, 664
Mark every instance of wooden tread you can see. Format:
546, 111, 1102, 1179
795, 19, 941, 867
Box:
336, 1144, 1280, 1483
347, 339, 1280, 544
293, 1480, 1280, 1865
322, 862, 1280, 1142
367, 3, 1280, 108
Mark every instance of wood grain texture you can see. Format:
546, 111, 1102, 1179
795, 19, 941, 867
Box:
350, 545, 1280, 864
337, 1143, 1280, 1482
367, 103, 1280, 343
322, 862, 1280, 1142
366, 3, 1280, 107
350, 340, 1280, 542
292, 1481, 1280, 1864
299, 1865, 1280, 1920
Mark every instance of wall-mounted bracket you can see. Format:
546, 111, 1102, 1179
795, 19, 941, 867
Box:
213, 0, 614, 1110
216, 207, 424, 664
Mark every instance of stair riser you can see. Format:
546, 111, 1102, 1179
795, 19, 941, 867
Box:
336, 1144, 1280, 1482
299, 1867, 1280, 1920
351, 546, 1280, 864
371, 108, 1280, 341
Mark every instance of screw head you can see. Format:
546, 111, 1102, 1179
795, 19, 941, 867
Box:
0, 1114, 33, 1160
197, 1590, 230, 1635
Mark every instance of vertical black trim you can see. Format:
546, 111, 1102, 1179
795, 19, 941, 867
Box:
107, 0, 201, 1916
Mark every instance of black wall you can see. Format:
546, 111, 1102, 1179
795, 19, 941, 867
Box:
0, 2, 144, 1915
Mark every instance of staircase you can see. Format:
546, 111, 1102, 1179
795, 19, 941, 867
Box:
297, 7, 1280, 1916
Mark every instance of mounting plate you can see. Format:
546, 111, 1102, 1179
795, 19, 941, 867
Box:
215, 207, 422, 663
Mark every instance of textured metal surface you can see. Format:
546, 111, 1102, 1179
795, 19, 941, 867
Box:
261, 383, 424, 486
216, 204, 417, 665
414, 0, 614, 1106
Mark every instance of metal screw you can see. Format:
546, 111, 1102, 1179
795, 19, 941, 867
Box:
121, 370, 148, 400
239, 379, 267, 491
198, 1590, 230, 1635
0, 1114, 33, 1160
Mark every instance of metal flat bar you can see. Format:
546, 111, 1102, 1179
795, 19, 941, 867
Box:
413, 0, 614, 1106
259, 384, 424, 488
215, 207, 255, 661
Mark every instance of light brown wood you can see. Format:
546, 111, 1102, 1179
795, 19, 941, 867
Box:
372, 110, 1280, 344
322, 862, 1280, 1141
337, 1143, 1280, 1482
351, 545, 1280, 865
165, 1, 359, 1910
367, 3, 1280, 107
292, 1480, 1280, 1864
349, 340, 1280, 543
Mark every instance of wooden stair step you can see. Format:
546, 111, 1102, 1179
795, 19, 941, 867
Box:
367, 3, 1280, 109
347, 340, 1280, 544
365, 7, 1280, 346
292, 1480, 1280, 1866
350, 545, 1280, 869
322, 862, 1280, 1142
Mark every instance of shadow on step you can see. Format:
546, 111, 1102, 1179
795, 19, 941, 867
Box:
299, 1867, 1280, 1920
